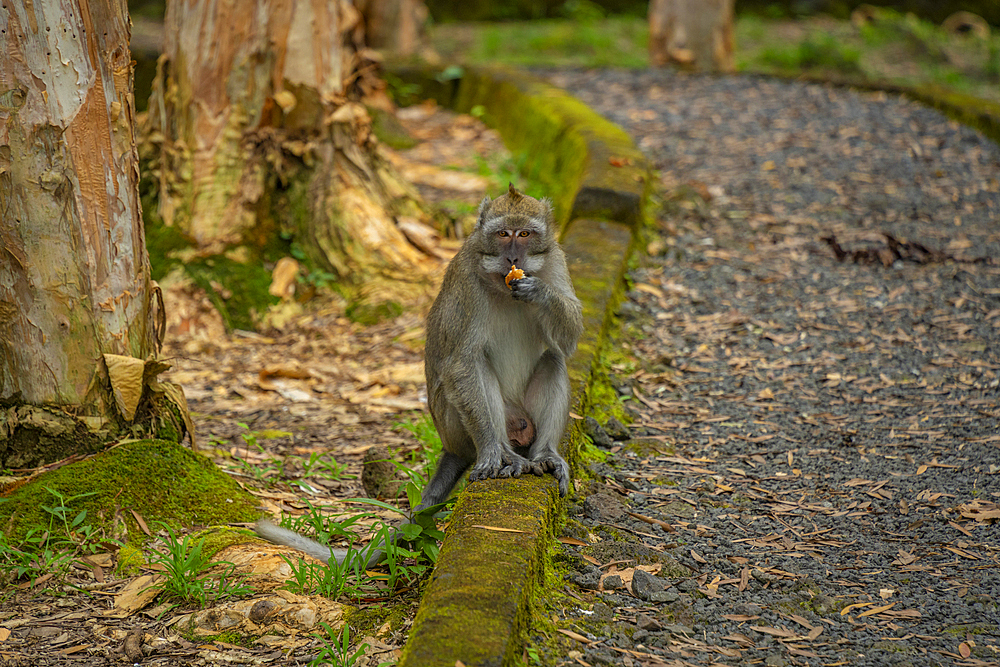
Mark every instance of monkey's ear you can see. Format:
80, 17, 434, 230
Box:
476, 195, 492, 226
539, 197, 555, 224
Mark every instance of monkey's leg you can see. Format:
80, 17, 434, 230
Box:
453, 363, 534, 482
523, 350, 572, 496
418, 451, 472, 509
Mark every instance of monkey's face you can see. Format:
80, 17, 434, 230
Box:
474, 188, 555, 285
477, 215, 553, 280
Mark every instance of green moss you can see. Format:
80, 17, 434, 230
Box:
116, 542, 145, 577
143, 203, 193, 282
0, 440, 259, 545
345, 299, 403, 326
944, 623, 994, 636
344, 601, 411, 637
398, 476, 557, 667
368, 106, 418, 150
195, 526, 258, 560
185, 253, 280, 332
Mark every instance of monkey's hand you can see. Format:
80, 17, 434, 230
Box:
469, 447, 533, 483
531, 452, 570, 497
509, 275, 544, 303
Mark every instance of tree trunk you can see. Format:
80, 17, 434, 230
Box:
0, 0, 184, 468
649, 0, 735, 73
356, 0, 430, 58
144, 0, 435, 326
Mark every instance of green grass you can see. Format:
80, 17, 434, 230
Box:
431, 16, 649, 68
428, 13, 1000, 104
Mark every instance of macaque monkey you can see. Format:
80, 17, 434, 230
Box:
256, 184, 582, 564
420, 183, 582, 505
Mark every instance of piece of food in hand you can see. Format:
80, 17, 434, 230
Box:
505, 264, 525, 288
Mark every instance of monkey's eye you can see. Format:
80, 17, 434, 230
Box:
517, 230, 531, 238
497, 230, 510, 238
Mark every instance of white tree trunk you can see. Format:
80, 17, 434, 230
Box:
649, 0, 735, 73
0, 0, 156, 408
147, 0, 431, 285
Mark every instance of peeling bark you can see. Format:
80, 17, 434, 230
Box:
0, 0, 174, 467
649, 0, 735, 73
0, 0, 155, 406
146, 0, 433, 284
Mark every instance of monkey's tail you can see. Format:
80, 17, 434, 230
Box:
254, 519, 383, 566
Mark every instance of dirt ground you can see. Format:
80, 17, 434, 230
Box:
0, 103, 512, 667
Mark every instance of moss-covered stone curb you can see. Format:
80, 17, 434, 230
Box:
388, 64, 651, 230
398, 476, 558, 666
395, 68, 647, 667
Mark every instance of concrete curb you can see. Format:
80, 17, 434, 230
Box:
393, 66, 650, 667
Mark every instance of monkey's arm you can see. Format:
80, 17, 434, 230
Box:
510, 251, 583, 357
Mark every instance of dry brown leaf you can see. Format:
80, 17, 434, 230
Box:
557, 628, 593, 644
858, 603, 896, 617
959, 642, 972, 658
558, 536, 588, 546
841, 602, 876, 616
960, 501, 1000, 522
112, 574, 166, 614
269, 257, 300, 299
471, 525, 525, 533
103, 354, 146, 421
749, 625, 798, 638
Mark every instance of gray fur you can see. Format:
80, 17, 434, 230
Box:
255, 186, 582, 564
423, 186, 582, 501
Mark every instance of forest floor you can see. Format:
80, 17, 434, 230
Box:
0, 104, 509, 667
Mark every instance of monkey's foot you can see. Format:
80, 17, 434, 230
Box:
469, 451, 533, 482
531, 454, 570, 496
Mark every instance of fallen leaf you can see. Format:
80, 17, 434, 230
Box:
749, 625, 798, 638
841, 602, 876, 616
113, 574, 166, 614
471, 525, 525, 533
557, 628, 593, 644
858, 603, 895, 617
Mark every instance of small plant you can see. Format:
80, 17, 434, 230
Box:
0, 529, 75, 589
147, 523, 253, 607
295, 452, 350, 482
395, 414, 442, 469
310, 623, 368, 667
282, 553, 359, 600
40, 487, 101, 549
228, 422, 286, 483
345, 497, 450, 566
0, 487, 120, 589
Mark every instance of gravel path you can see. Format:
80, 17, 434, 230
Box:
540, 69, 1000, 667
